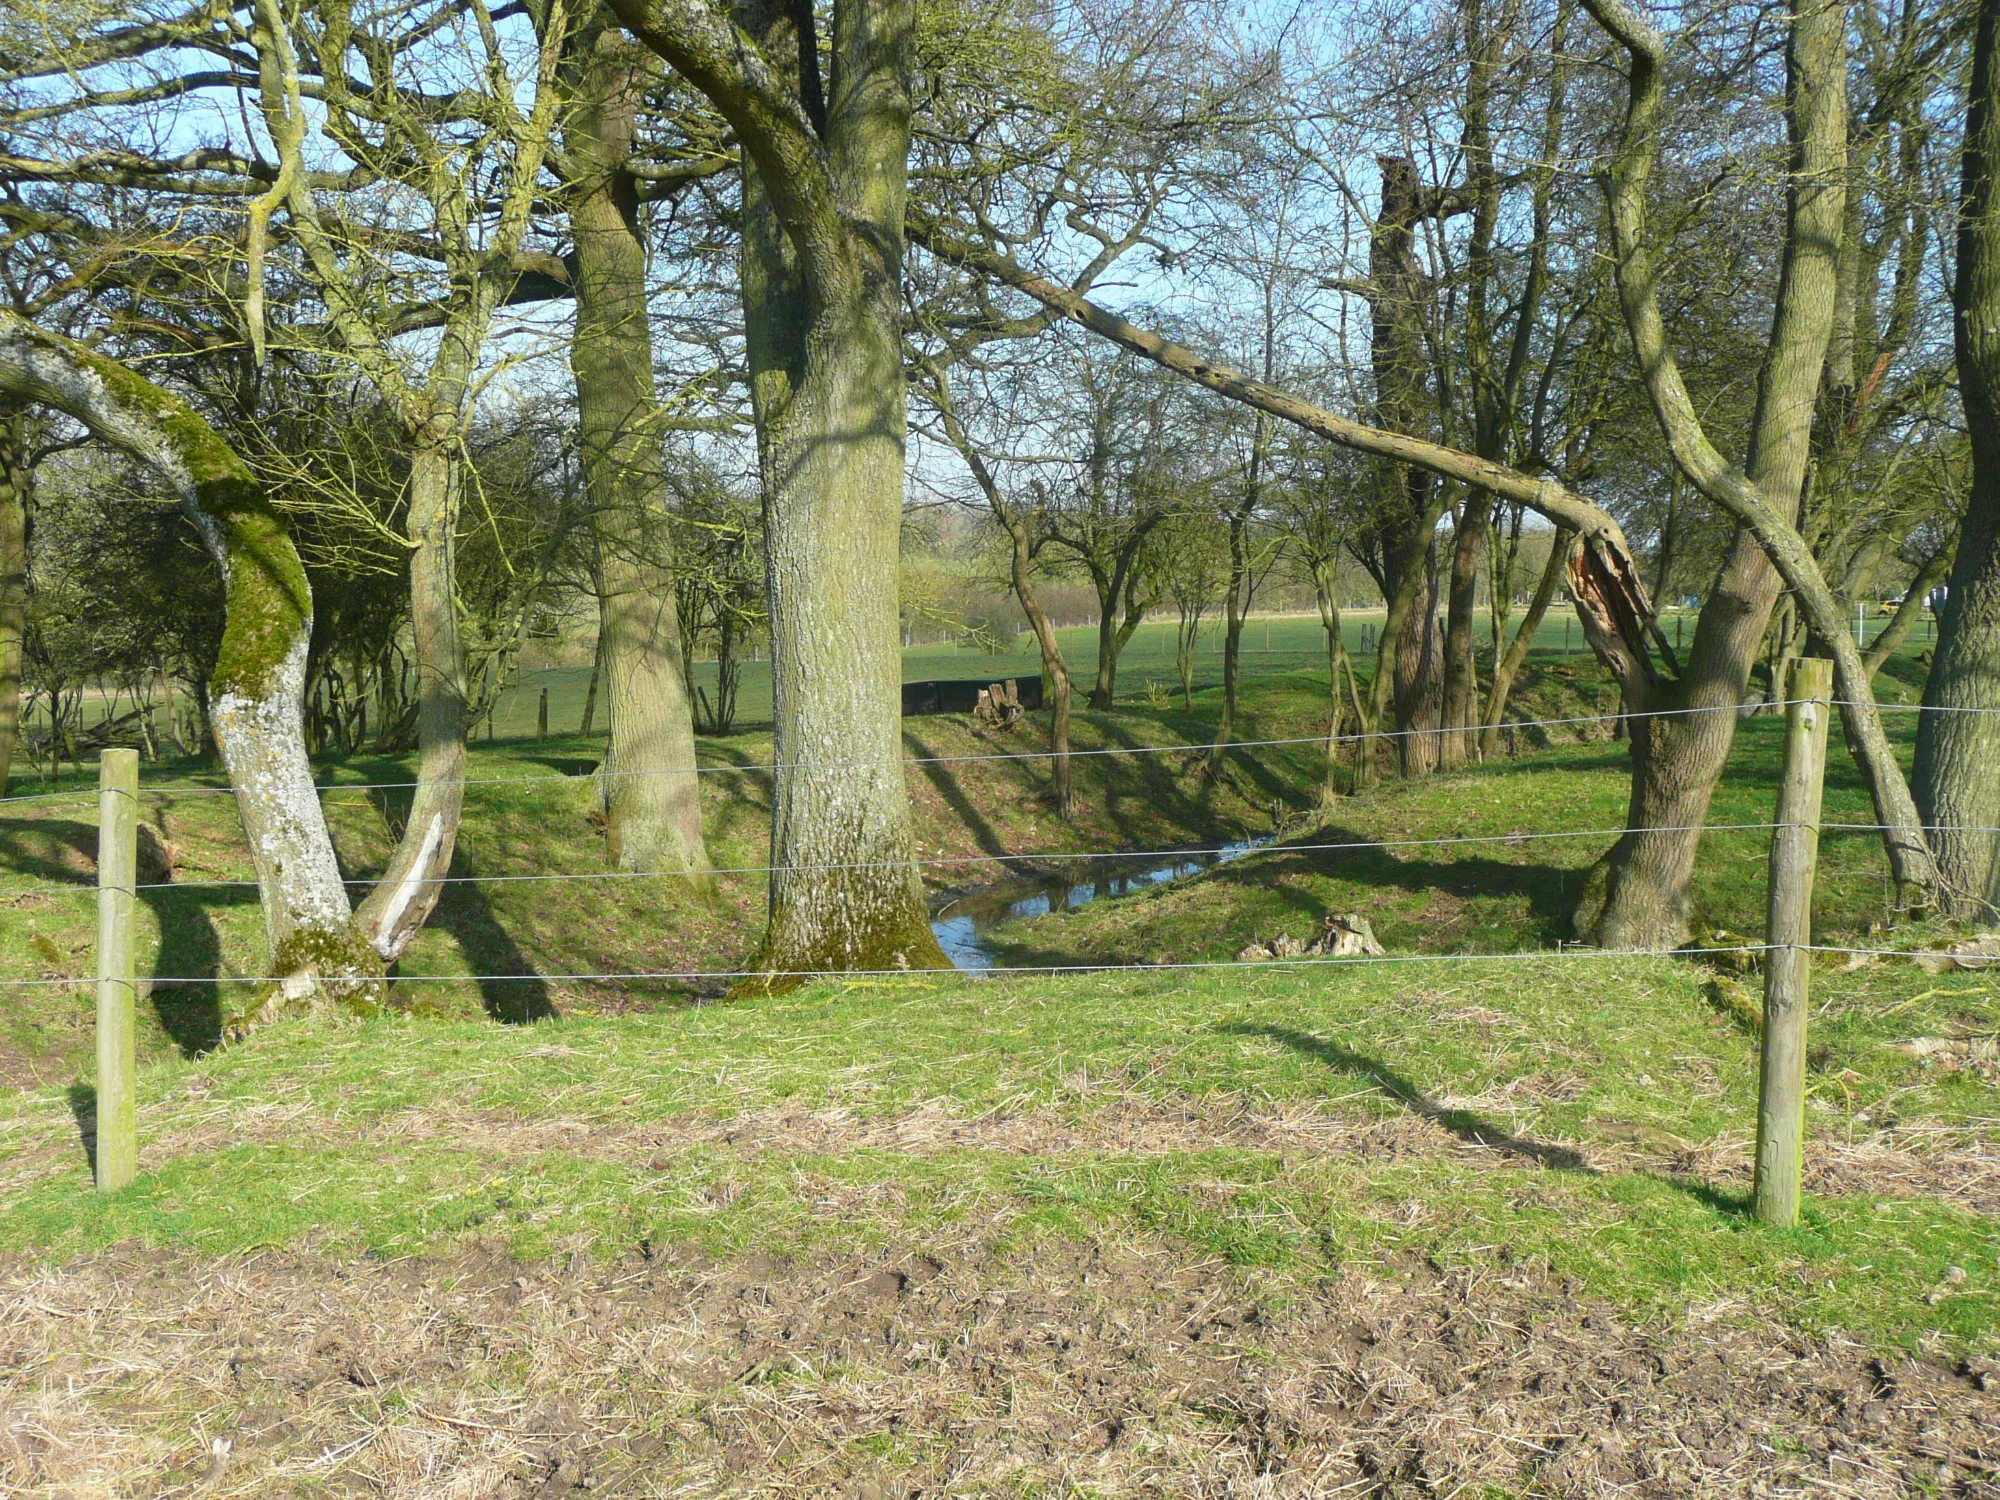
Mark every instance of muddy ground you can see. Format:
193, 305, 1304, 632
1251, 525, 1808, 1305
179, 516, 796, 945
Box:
4, 1226, 1997, 1499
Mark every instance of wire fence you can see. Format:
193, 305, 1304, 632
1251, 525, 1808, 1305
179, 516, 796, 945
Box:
10, 696, 1998, 808
0, 697, 1817, 806
0, 945, 1786, 988
5, 694, 1995, 991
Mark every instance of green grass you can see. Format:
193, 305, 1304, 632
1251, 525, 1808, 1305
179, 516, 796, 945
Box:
2, 626, 1993, 1366
1, 959, 1993, 1352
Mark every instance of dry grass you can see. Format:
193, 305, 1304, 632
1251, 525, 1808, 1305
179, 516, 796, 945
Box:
4, 1230, 1997, 1498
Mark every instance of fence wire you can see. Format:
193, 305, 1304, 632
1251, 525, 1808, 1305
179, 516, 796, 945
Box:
0, 944, 1782, 988
0, 698, 1810, 803
0, 821, 1797, 900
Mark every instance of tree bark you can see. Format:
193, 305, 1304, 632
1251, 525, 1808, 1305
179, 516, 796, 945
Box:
562, 15, 712, 882
0, 408, 25, 795
1312, 560, 1350, 803
1370, 156, 1448, 775
581, 626, 604, 736
1915, 0, 2000, 922
0, 313, 381, 1007
1207, 467, 1258, 777
1441, 494, 1493, 768
613, 0, 946, 976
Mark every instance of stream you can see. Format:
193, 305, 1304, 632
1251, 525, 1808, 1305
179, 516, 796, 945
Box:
930, 837, 1270, 970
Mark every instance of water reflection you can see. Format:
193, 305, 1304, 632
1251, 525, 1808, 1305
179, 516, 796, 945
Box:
930, 838, 1267, 970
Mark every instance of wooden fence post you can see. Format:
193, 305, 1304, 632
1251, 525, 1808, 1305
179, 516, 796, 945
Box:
1754, 656, 1832, 1226
95, 747, 138, 1192
538, 685, 549, 739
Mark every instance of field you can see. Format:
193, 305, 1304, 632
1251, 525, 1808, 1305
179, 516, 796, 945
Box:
2, 628, 1996, 1496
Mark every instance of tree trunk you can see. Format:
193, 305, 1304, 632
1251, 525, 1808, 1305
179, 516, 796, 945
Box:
720, 0, 945, 978
1915, 0, 2000, 922
1393, 538, 1447, 777
1440, 493, 1493, 768
1090, 573, 1121, 709
564, 17, 712, 882
1480, 526, 1575, 758
0, 314, 381, 1008
1314, 562, 1348, 804
1208, 505, 1250, 776
580, 628, 604, 736
0, 408, 25, 795
352, 442, 469, 961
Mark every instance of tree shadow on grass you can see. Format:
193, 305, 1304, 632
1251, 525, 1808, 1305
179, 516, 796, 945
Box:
903, 727, 1010, 859
0, 815, 234, 1058
423, 845, 555, 1025
1222, 1022, 1592, 1171
140, 884, 240, 1057
1083, 717, 1242, 843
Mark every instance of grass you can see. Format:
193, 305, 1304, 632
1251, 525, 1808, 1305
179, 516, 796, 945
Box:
1, 957, 1993, 1354
3, 628, 1995, 1493
1, 632, 1993, 1346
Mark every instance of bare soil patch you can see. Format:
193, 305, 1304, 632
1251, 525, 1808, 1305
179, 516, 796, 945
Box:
2, 1234, 1995, 1498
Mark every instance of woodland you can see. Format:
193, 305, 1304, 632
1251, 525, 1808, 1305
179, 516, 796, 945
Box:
0, 0, 1994, 999
0, 0, 1999, 1490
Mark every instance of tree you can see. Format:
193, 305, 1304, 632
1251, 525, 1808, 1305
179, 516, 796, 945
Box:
0, 408, 24, 792
1157, 510, 1227, 711
1577, 0, 1939, 944
1915, 0, 2000, 921
237, 0, 570, 962
917, 356, 1081, 818
0, 313, 382, 1010
556, 9, 714, 881
608, 0, 949, 978
1032, 343, 1182, 711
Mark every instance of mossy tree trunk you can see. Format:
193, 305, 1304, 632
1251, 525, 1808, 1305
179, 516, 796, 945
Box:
1915, 0, 2000, 922
0, 314, 382, 1007
0, 407, 25, 795
613, 0, 947, 978
561, 15, 712, 882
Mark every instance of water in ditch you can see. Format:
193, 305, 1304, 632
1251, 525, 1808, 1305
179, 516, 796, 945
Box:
930, 837, 1269, 971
